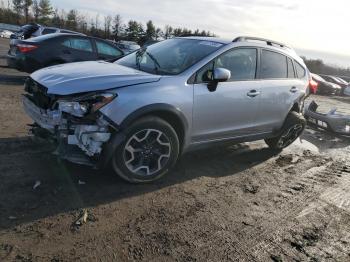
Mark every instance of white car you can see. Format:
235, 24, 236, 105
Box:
0, 30, 13, 38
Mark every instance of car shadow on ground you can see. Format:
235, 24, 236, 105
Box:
0, 136, 278, 230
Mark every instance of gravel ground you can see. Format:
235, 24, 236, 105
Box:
1, 36, 350, 261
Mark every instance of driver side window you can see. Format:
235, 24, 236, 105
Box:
195, 48, 257, 83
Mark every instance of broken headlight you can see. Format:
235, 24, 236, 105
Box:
58, 93, 117, 117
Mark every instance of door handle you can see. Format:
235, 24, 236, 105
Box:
247, 90, 261, 97
290, 86, 298, 93
62, 50, 71, 54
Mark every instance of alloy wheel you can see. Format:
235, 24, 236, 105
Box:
123, 129, 171, 176
277, 124, 303, 148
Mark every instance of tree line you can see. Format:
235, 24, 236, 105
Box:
302, 57, 350, 78
0, 0, 216, 44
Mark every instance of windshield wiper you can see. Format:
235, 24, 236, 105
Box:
145, 51, 161, 73
135, 49, 144, 70
135, 48, 161, 74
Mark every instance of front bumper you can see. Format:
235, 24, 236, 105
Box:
23, 95, 62, 131
304, 101, 350, 136
23, 95, 113, 165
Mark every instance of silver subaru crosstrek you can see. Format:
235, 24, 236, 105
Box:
23, 36, 311, 182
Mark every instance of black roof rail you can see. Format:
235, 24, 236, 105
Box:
233, 36, 290, 49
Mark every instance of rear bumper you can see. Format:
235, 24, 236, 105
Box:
304, 101, 350, 135
7, 54, 40, 73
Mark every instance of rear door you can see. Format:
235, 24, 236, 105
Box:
60, 36, 97, 62
94, 39, 124, 60
256, 49, 301, 132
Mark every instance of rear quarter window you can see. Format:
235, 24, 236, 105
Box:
287, 58, 295, 78
42, 28, 57, 35
294, 61, 306, 78
260, 50, 287, 79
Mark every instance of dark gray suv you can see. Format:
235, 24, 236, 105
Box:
23, 36, 311, 182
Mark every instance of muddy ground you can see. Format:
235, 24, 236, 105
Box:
1, 37, 350, 261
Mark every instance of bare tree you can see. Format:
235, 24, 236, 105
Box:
112, 14, 123, 41
32, 0, 39, 21
103, 15, 112, 39
22, 0, 32, 23
12, 0, 23, 23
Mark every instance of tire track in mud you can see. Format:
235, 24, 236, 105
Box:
244, 161, 350, 261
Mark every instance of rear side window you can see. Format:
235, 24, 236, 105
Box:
260, 50, 287, 79
294, 62, 306, 78
42, 28, 57, 35
62, 38, 93, 52
96, 40, 122, 57
287, 58, 295, 78
214, 48, 257, 81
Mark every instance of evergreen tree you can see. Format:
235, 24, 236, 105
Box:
38, 0, 52, 24
145, 20, 156, 40
66, 9, 77, 30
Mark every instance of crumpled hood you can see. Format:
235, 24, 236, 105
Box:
30, 61, 161, 95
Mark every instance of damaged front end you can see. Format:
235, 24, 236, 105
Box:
304, 100, 350, 136
23, 78, 117, 166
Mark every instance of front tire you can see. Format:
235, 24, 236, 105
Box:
265, 112, 306, 150
111, 116, 180, 183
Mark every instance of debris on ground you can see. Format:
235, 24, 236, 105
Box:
32, 180, 41, 190
73, 209, 88, 227
78, 180, 86, 185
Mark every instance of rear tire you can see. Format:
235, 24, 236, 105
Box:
111, 116, 180, 183
265, 112, 306, 150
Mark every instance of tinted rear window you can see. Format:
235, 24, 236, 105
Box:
260, 50, 287, 79
295, 62, 306, 78
42, 28, 57, 35
287, 58, 295, 78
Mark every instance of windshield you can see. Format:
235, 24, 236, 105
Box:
115, 38, 224, 75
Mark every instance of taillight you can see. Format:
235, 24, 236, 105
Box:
309, 79, 318, 94
17, 44, 38, 53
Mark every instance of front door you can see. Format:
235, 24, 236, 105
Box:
192, 48, 261, 143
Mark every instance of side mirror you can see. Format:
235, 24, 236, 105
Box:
213, 68, 231, 82
207, 68, 231, 92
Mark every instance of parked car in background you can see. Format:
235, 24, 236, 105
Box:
143, 40, 160, 48
319, 74, 348, 95
114, 40, 140, 54
333, 76, 349, 85
311, 73, 341, 95
22, 36, 310, 183
10, 23, 83, 40
0, 30, 13, 38
344, 86, 350, 96
7, 33, 124, 72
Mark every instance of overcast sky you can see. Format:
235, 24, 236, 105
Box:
51, 0, 350, 67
